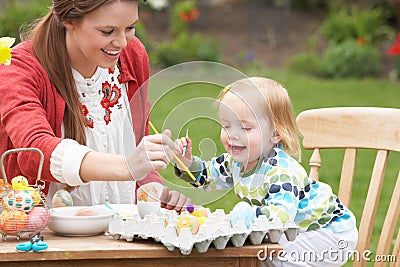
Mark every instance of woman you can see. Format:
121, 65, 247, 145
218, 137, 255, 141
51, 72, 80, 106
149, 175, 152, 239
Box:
0, 0, 189, 210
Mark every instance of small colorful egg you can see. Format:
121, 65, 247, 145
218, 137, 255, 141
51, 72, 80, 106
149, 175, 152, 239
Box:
25, 207, 51, 232
51, 190, 73, 208
137, 183, 160, 202
197, 216, 208, 225
0, 180, 12, 195
27, 188, 41, 206
2, 190, 34, 212
191, 208, 208, 218
10, 176, 41, 205
176, 215, 200, 235
0, 210, 28, 234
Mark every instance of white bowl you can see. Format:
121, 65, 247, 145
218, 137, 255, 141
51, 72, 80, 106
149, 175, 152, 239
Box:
48, 205, 113, 236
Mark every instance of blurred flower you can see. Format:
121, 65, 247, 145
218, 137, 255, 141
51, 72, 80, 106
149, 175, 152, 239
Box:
0, 37, 15, 65
387, 33, 400, 56
175, 1, 198, 23
179, 7, 199, 23
356, 37, 365, 46
147, 0, 169, 11
387, 33, 400, 80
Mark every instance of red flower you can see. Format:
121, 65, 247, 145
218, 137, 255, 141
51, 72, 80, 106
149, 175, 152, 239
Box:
356, 37, 365, 46
387, 33, 400, 56
179, 8, 199, 23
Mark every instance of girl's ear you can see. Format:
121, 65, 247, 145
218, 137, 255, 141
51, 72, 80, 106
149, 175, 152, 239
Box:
271, 130, 281, 144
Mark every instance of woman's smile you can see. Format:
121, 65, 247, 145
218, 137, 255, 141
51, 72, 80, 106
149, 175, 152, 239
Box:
101, 48, 121, 60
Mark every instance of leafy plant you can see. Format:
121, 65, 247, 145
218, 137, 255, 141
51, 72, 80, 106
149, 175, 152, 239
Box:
320, 4, 394, 45
135, 22, 153, 51
152, 32, 221, 67
287, 52, 320, 76
317, 40, 381, 78
0, 0, 49, 44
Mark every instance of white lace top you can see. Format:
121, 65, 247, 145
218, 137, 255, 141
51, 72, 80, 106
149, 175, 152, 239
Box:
47, 66, 138, 206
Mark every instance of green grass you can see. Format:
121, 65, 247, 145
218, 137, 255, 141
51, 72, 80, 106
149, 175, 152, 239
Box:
148, 67, 399, 265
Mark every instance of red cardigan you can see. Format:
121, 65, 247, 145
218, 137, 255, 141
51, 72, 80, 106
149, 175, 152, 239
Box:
0, 37, 162, 193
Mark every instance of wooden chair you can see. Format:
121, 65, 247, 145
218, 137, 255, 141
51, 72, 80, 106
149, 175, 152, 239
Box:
296, 107, 400, 267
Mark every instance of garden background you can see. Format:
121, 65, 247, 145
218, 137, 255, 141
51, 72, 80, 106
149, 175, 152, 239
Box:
1, 0, 400, 265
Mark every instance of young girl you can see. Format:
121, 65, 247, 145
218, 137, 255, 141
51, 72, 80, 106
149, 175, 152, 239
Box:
0, 0, 189, 211
175, 77, 358, 266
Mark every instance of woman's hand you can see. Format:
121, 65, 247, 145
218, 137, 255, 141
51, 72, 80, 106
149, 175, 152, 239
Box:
174, 136, 193, 171
127, 129, 177, 181
160, 186, 192, 213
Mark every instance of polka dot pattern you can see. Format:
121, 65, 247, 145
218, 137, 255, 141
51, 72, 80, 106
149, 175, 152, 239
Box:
177, 145, 355, 232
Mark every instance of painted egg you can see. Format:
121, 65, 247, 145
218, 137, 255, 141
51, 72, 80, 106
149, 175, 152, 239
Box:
25, 206, 51, 232
176, 214, 200, 235
51, 190, 73, 208
0, 210, 28, 234
2, 190, 34, 212
137, 182, 163, 202
0, 180, 12, 195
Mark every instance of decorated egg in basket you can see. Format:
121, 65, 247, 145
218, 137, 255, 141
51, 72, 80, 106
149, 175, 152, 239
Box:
2, 190, 34, 212
25, 206, 51, 232
0, 210, 28, 235
0, 148, 51, 240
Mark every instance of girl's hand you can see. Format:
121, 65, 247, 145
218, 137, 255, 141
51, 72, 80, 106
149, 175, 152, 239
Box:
160, 186, 192, 213
127, 129, 177, 181
174, 136, 193, 171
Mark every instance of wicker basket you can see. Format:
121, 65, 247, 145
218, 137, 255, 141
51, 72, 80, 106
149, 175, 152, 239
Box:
0, 148, 51, 241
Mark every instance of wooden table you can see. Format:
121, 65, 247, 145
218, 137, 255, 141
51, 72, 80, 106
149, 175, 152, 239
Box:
0, 229, 282, 267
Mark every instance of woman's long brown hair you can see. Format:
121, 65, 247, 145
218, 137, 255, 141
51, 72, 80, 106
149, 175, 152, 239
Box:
23, 0, 140, 145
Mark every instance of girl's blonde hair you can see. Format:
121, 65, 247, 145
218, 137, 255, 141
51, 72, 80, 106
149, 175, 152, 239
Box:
219, 77, 301, 161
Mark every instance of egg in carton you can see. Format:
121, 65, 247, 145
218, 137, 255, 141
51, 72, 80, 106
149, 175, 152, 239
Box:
161, 208, 226, 255
161, 207, 298, 254
107, 205, 300, 255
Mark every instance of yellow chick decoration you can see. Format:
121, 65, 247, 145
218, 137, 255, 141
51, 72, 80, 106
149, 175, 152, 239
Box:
11, 176, 41, 205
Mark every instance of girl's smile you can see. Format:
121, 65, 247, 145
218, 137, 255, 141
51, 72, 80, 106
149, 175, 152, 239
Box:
219, 91, 276, 172
228, 144, 246, 155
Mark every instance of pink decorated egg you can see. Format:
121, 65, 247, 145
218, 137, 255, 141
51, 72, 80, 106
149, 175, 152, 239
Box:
26, 207, 51, 232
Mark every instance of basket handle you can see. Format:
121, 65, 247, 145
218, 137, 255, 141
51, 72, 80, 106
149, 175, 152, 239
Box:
1, 148, 44, 186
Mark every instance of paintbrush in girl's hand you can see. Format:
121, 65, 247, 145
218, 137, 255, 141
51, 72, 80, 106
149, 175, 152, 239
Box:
148, 121, 201, 186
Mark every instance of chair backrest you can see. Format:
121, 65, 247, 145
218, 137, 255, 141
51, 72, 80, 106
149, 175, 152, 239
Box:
296, 107, 400, 267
